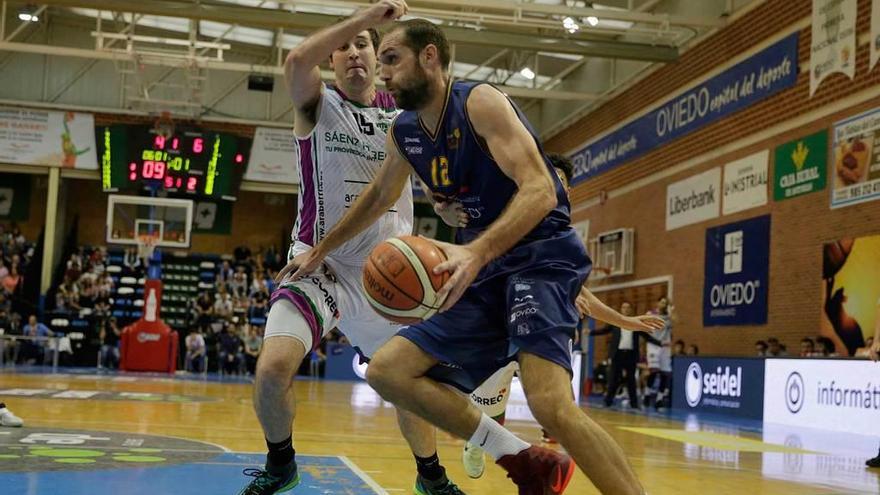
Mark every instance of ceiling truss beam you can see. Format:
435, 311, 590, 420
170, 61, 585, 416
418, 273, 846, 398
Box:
0, 41, 600, 102
37, 0, 679, 61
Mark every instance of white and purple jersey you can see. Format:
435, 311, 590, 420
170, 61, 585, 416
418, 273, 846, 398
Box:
291, 84, 413, 263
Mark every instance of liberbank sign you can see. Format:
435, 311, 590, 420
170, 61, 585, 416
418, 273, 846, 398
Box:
569, 32, 799, 184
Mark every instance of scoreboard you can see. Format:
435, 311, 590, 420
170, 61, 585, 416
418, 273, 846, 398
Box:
98, 124, 250, 201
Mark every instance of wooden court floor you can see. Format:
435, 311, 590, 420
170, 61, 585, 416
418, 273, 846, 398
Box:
0, 370, 877, 494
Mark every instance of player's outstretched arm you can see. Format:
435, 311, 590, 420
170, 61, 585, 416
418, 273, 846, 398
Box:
429, 84, 557, 311
576, 287, 666, 332
277, 132, 412, 281
284, 0, 408, 134
465, 85, 557, 262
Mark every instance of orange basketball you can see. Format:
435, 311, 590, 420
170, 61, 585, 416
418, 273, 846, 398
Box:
363, 235, 450, 324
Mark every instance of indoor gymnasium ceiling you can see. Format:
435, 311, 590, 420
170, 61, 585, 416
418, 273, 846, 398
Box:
0, 0, 756, 137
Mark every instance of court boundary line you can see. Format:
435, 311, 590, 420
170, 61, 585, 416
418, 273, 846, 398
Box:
339, 455, 389, 495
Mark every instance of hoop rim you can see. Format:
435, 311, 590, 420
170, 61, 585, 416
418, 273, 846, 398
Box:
136, 233, 160, 246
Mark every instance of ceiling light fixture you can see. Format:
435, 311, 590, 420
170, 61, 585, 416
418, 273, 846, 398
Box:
18, 4, 40, 22
586, 16, 600, 27
562, 16, 580, 34
520, 67, 536, 80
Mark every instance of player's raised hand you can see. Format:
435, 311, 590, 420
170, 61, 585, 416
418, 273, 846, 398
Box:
625, 314, 667, 332
360, 0, 409, 25
424, 238, 483, 312
276, 249, 325, 284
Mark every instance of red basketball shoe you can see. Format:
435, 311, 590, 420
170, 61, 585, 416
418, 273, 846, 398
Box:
496, 445, 575, 495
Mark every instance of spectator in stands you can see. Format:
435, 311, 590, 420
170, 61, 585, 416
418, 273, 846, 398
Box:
0, 402, 23, 427
250, 271, 265, 296
0, 308, 18, 363
99, 317, 121, 369
9, 225, 24, 247
263, 245, 282, 271
56, 276, 81, 314
2, 264, 21, 295
253, 252, 265, 273
90, 246, 107, 270
213, 285, 234, 323
97, 272, 114, 294
687, 344, 699, 356
243, 325, 263, 375
755, 340, 768, 356
65, 253, 82, 282
815, 336, 839, 357
672, 340, 686, 356
21, 314, 53, 364
233, 245, 252, 267
0, 259, 8, 281
0, 292, 10, 314
249, 281, 269, 321
233, 293, 250, 324
216, 260, 234, 288
194, 291, 214, 333
218, 323, 244, 375
766, 338, 787, 357
79, 278, 97, 310
800, 338, 815, 357
230, 266, 248, 297
123, 247, 142, 273
93, 288, 111, 323
185, 328, 207, 373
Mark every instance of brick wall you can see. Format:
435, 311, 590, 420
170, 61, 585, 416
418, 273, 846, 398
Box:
558, 0, 880, 356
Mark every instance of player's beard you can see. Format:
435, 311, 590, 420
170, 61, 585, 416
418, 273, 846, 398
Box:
393, 66, 432, 110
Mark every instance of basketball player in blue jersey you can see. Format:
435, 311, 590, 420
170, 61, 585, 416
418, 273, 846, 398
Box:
239, 3, 465, 494
455, 154, 666, 478
285, 18, 646, 495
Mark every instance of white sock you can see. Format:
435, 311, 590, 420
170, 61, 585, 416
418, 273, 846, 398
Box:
468, 413, 529, 461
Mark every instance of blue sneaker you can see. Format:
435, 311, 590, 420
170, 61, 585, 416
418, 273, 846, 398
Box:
238, 461, 300, 495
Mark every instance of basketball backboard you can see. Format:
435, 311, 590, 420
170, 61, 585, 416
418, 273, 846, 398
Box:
588, 228, 635, 279
106, 194, 194, 249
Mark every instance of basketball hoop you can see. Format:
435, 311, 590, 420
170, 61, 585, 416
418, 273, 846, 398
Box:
137, 233, 159, 262
152, 111, 176, 140
592, 266, 612, 281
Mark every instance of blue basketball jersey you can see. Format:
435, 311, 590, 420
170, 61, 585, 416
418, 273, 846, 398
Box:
391, 81, 571, 245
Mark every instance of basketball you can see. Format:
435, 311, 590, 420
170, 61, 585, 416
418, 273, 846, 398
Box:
363, 236, 450, 324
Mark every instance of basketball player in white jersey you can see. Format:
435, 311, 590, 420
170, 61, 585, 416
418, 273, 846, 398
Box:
239, 3, 464, 494
433, 154, 665, 478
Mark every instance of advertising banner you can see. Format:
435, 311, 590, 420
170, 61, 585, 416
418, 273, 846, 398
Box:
0, 107, 97, 169
773, 130, 828, 201
764, 359, 880, 436
722, 150, 769, 215
671, 356, 765, 420
830, 107, 880, 208
810, 0, 857, 95
568, 33, 799, 184
666, 167, 721, 231
703, 215, 771, 326
245, 127, 298, 184
822, 234, 880, 356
